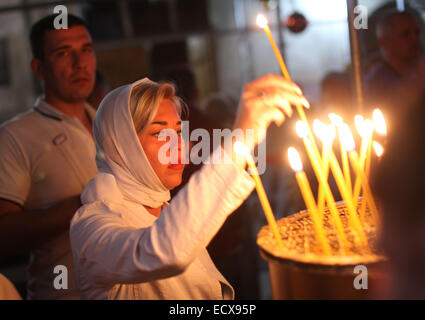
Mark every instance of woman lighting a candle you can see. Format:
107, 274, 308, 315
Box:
70, 75, 308, 299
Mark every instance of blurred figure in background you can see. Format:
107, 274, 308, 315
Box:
374, 92, 425, 299
364, 9, 424, 118
320, 71, 353, 119
202, 92, 237, 130
87, 70, 110, 110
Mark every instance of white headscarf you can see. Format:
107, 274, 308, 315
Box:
93, 78, 170, 208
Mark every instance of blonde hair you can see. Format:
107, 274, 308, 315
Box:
129, 81, 186, 134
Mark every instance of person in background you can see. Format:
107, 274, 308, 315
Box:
87, 70, 110, 110
0, 14, 97, 299
374, 92, 425, 299
320, 71, 353, 119
364, 9, 424, 118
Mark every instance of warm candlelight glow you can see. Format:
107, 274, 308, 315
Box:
373, 108, 387, 135
327, 124, 336, 143
328, 113, 343, 127
313, 120, 327, 143
296, 121, 309, 139
339, 124, 355, 152
256, 13, 269, 29
373, 141, 384, 157
364, 120, 374, 137
354, 115, 365, 137
288, 147, 303, 172
233, 141, 248, 156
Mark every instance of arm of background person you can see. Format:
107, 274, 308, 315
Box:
0, 196, 81, 260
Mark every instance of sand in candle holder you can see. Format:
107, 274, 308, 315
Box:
257, 200, 388, 299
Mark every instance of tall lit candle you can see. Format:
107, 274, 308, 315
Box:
373, 141, 384, 157
373, 108, 387, 137
332, 124, 368, 246
233, 142, 283, 247
366, 108, 387, 183
359, 141, 384, 222
329, 113, 352, 193
296, 121, 348, 251
353, 117, 373, 208
339, 122, 353, 193
288, 147, 332, 254
313, 121, 335, 216
256, 13, 312, 130
368, 108, 387, 189
363, 119, 374, 181
256, 13, 291, 80
350, 155, 381, 226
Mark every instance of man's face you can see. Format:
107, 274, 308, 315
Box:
386, 15, 421, 62
35, 25, 96, 103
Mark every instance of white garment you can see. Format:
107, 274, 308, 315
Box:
0, 98, 97, 299
71, 146, 255, 299
70, 79, 256, 299
94, 78, 171, 209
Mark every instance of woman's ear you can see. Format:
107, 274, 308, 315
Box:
30, 58, 44, 82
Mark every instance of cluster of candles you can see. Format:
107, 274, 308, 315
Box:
233, 13, 388, 255
288, 111, 386, 254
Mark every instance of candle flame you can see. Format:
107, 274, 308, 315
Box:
296, 121, 309, 139
373, 141, 384, 157
373, 108, 387, 135
355, 116, 373, 139
313, 119, 327, 143
233, 141, 248, 156
288, 147, 303, 172
339, 124, 356, 151
256, 13, 269, 29
328, 113, 343, 127
354, 115, 364, 136
364, 119, 374, 137
327, 124, 336, 143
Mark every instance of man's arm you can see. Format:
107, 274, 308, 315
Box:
0, 196, 81, 260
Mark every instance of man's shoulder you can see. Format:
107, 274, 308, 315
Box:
0, 109, 56, 150
0, 108, 41, 133
365, 61, 399, 84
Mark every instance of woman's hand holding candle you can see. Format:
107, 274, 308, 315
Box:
232, 74, 309, 153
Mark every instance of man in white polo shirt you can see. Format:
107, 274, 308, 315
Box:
0, 14, 97, 299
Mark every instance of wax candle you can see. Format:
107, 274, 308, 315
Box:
359, 141, 384, 222
288, 147, 332, 255
353, 117, 373, 208
373, 109, 387, 136
333, 124, 368, 246
256, 13, 291, 80
313, 121, 335, 216
256, 13, 314, 140
296, 121, 348, 251
233, 142, 283, 247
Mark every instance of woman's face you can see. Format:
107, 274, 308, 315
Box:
138, 98, 186, 190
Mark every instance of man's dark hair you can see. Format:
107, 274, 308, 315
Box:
30, 13, 88, 60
